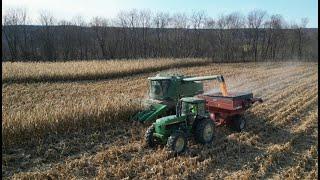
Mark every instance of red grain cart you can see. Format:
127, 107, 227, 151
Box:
198, 92, 263, 132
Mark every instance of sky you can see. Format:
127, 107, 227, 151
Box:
2, 0, 318, 27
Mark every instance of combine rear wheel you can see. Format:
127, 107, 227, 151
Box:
227, 115, 246, 132
195, 119, 214, 144
166, 132, 187, 154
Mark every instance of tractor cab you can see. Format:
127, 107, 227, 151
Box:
177, 97, 206, 125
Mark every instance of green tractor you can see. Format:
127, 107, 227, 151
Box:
145, 97, 214, 154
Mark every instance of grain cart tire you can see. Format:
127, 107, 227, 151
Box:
166, 132, 187, 154
227, 115, 246, 132
145, 124, 156, 147
195, 119, 214, 144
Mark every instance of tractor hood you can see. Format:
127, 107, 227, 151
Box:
155, 114, 186, 126
154, 114, 186, 137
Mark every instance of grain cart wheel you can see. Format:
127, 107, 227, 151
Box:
145, 124, 156, 147
227, 115, 246, 132
195, 119, 214, 144
166, 132, 187, 154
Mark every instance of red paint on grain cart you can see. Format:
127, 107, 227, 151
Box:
197, 92, 262, 128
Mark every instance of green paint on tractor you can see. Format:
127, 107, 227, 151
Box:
145, 97, 214, 154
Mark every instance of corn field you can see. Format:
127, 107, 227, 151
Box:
2, 59, 318, 179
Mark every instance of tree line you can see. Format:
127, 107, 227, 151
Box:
2, 8, 318, 62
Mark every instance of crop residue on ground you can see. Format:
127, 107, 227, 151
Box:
2, 60, 318, 179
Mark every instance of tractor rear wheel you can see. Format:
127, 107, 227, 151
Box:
166, 132, 187, 154
195, 119, 214, 144
227, 115, 246, 132
145, 124, 156, 147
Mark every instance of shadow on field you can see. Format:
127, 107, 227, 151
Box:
3, 110, 317, 178
2, 105, 143, 178
185, 112, 312, 179
2, 61, 211, 84
2, 118, 142, 178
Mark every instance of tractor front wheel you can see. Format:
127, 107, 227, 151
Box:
227, 115, 246, 132
195, 119, 214, 144
145, 124, 156, 147
166, 132, 187, 154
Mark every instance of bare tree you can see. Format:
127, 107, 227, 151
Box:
90, 17, 110, 59
153, 12, 170, 28
204, 17, 218, 59
152, 12, 170, 57
204, 17, 216, 29
190, 11, 207, 57
171, 12, 190, 28
263, 14, 286, 60
1, 8, 317, 62
191, 11, 207, 29
115, 11, 129, 58
72, 16, 89, 59
58, 19, 74, 60
170, 13, 190, 57
38, 11, 56, 60
138, 10, 152, 57
3, 8, 28, 61
296, 18, 309, 58
215, 13, 246, 61
247, 9, 267, 61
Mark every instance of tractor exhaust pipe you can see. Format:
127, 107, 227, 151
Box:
218, 76, 228, 96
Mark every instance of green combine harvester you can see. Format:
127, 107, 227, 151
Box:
131, 73, 227, 123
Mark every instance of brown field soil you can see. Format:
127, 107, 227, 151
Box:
2, 60, 318, 179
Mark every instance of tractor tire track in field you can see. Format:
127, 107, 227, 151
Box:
2, 62, 318, 179
248, 70, 317, 114
268, 89, 317, 124
247, 104, 318, 179
238, 68, 318, 179
229, 65, 313, 94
